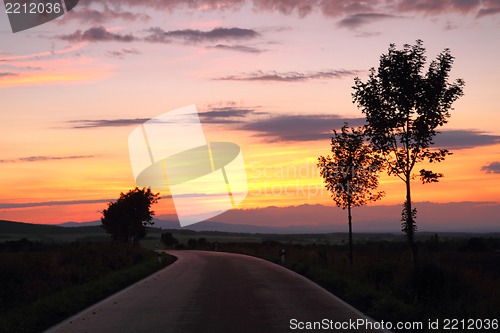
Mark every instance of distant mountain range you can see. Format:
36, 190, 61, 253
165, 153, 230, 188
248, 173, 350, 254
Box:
56, 219, 350, 233
54, 201, 500, 233
58, 221, 102, 227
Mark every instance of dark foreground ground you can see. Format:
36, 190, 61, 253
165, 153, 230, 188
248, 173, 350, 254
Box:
47, 251, 387, 333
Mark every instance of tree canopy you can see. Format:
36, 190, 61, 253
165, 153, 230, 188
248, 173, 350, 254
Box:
318, 123, 384, 264
318, 124, 384, 209
101, 187, 160, 244
352, 40, 464, 262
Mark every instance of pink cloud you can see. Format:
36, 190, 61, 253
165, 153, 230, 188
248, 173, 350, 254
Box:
0, 42, 87, 61
80, 0, 500, 19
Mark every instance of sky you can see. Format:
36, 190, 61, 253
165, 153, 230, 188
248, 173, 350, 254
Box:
0, 0, 499, 230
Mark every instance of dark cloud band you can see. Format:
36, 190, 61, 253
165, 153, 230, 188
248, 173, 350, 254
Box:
0, 72, 18, 77
78, 0, 500, 21
58, 26, 137, 42
481, 161, 500, 174
106, 48, 141, 58
208, 44, 264, 53
226, 111, 500, 147
66, 110, 500, 150
0, 155, 94, 163
241, 114, 366, 142
199, 106, 263, 124
68, 118, 150, 128
0, 198, 114, 209
144, 27, 260, 44
433, 130, 500, 150
214, 69, 360, 82
64, 7, 151, 24
337, 13, 400, 29
57, 26, 260, 45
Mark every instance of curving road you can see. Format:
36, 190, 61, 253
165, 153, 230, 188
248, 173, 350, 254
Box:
46, 251, 388, 333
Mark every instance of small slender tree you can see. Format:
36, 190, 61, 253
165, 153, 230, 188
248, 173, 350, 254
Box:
101, 187, 160, 245
352, 40, 464, 263
318, 124, 384, 265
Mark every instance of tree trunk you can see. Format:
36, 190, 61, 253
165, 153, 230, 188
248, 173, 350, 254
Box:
405, 178, 417, 265
347, 202, 353, 266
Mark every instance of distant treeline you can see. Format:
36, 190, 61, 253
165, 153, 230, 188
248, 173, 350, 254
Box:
0, 220, 101, 234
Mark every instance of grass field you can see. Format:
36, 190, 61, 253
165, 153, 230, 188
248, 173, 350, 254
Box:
3, 219, 493, 248
182, 234, 500, 333
1, 219, 498, 333
0, 228, 175, 333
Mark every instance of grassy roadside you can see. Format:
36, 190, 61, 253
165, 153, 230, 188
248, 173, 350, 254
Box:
0, 241, 176, 333
187, 238, 499, 332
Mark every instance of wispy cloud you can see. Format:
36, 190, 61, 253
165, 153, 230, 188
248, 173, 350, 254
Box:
337, 13, 400, 29
0, 72, 18, 77
67, 118, 150, 129
0, 198, 113, 209
200, 105, 265, 123
396, 0, 481, 15
0, 155, 94, 164
354, 31, 382, 38
68, 105, 264, 128
0, 67, 110, 88
0, 42, 109, 88
214, 69, 360, 82
56, 26, 260, 46
0, 42, 87, 61
477, 6, 500, 18
63, 6, 151, 24
481, 161, 500, 174
208, 44, 265, 53
433, 130, 500, 150
57, 26, 137, 42
241, 114, 366, 142
144, 27, 260, 44
0, 195, 175, 209
106, 48, 141, 58
232, 113, 500, 144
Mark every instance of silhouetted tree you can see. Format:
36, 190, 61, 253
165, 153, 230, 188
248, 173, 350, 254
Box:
101, 187, 159, 245
352, 40, 464, 263
161, 232, 179, 248
318, 124, 384, 265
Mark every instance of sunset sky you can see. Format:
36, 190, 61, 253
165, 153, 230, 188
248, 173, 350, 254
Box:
0, 0, 499, 230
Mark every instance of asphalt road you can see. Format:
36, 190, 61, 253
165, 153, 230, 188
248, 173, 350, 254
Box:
46, 250, 388, 333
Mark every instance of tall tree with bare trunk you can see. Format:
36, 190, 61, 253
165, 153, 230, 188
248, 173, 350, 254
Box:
352, 40, 464, 263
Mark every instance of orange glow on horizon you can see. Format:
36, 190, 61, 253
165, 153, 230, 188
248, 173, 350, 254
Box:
0, 70, 111, 87
1, 138, 498, 224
